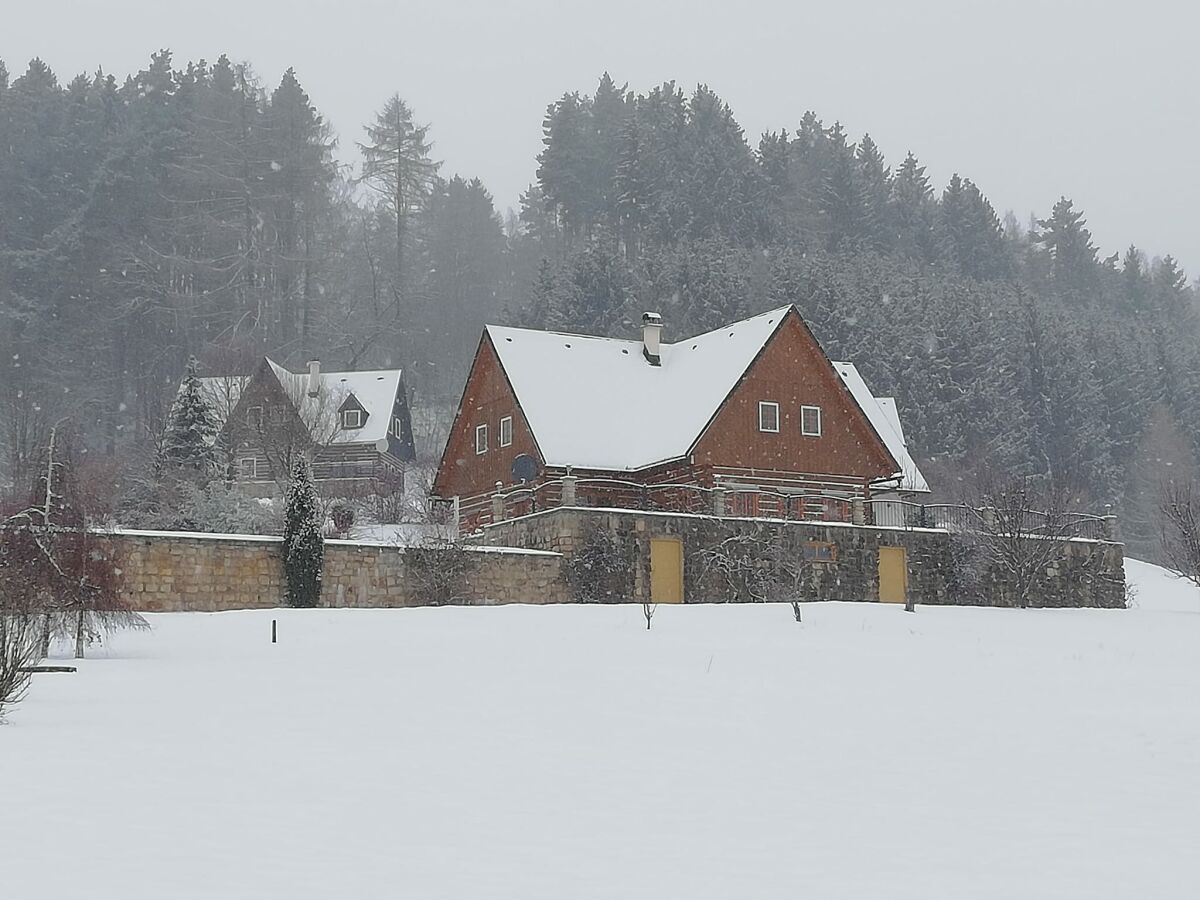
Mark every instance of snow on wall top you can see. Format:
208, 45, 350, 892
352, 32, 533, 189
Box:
488, 306, 788, 471
266, 359, 402, 445
831, 363, 929, 493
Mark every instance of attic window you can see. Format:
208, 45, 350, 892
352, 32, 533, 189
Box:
246, 406, 263, 429
499, 416, 513, 448
341, 408, 364, 430
758, 401, 780, 433
392, 416, 404, 439
801, 405, 822, 437
475, 424, 488, 454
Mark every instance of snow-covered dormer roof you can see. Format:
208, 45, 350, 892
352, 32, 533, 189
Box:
831, 362, 929, 493
487, 307, 793, 471
265, 359, 403, 445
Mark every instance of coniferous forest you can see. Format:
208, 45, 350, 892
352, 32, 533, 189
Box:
2, 56, 1198, 559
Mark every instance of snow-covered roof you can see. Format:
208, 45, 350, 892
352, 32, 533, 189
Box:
266, 359, 402, 445
831, 363, 929, 493
488, 307, 792, 471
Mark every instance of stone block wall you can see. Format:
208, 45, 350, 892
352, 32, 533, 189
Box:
106, 531, 567, 613
103, 509, 1126, 613
477, 508, 1127, 609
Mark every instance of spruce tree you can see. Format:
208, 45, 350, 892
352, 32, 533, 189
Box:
162, 358, 216, 474
282, 457, 323, 608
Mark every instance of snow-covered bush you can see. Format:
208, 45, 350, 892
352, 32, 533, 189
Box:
121, 479, 281, 535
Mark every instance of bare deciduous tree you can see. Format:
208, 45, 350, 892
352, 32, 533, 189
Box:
967, 476, 1076, 609
0, 603, 43, 719
691, 521, 812, 610
2, 423, 146, 661
403, 538, 478, 606
1160, 480, 1200, 595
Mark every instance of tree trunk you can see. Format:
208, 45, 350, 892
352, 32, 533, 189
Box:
74, 609, 86, 659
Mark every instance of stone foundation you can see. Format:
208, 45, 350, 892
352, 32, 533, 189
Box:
477, 508, 1127, 609
104, 507, 1126, 613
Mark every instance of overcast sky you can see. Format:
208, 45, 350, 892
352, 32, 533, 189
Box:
5, 0, 1197, 277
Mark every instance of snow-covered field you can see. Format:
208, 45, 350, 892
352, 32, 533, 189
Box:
3, 560, 1197, 899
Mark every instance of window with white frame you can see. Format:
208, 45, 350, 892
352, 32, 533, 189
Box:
499, 415, 513, 448
341, 408, 364, 430
758, 401, 780, 433
801, 405, 822, 436
246, 406, 263, 429
475, 423, 488, 454
237, 457, 258, 480
392, 416, 404, 439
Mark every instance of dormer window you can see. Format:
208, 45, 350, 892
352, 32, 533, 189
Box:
341, 408, 364, 430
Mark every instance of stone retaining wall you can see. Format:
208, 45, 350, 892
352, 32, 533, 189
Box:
108, 531, 567, 613
477, 508, 1127, 608
104, 507, 1126, 613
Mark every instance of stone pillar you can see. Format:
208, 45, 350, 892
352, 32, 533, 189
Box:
852, 497, 865, 526
712, 487, 726, 517
561, 475, 578, 507
1103, 504, 1120, 542
491, 482, 505, 523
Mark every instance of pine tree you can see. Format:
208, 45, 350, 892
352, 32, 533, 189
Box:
358, 94, 439, 306
161, 358, 216, 474
282, 457, 323, 608
1034, 197, 1098, 301
891, 151, 935, 260
855, 134, 892, 248
1152, 255, 1188, 313
1122, 245, 1147, 312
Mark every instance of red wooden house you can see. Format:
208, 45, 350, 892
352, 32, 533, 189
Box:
433, 305, 927, 530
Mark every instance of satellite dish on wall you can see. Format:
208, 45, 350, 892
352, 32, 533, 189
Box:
375, 437, 390, 452
511, 454, 540, 483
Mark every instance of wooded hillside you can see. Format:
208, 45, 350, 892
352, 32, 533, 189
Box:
2, 58, 1197, 558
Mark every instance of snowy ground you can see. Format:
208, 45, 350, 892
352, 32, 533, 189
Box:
2, 560, 1197, 899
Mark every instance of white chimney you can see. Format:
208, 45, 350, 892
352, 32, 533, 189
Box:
306, 359, 320, 397
642, 312, 663, 366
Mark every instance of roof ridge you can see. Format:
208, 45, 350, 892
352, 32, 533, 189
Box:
487, 304, 795, 347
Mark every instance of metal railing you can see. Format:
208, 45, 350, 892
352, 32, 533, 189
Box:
450, 478, 1119, 543
863, 499, 1116, 541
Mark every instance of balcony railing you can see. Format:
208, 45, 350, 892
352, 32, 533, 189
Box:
447, 478, 1118, 543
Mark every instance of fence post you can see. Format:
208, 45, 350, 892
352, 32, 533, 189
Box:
561, 475, 577, 507
852, 497, 865, 526
1103, 504, 1120, 542
711, 487, 726, 517
491, 481, 505, 523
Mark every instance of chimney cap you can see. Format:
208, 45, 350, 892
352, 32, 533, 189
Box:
642, 311, 663, 325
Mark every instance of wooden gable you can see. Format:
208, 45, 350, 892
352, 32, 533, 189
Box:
691, 308, 898, 483
433, 332, 542, 499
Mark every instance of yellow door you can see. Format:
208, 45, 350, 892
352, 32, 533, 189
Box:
878, 547, 908, 604
650, 538, 684, 603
